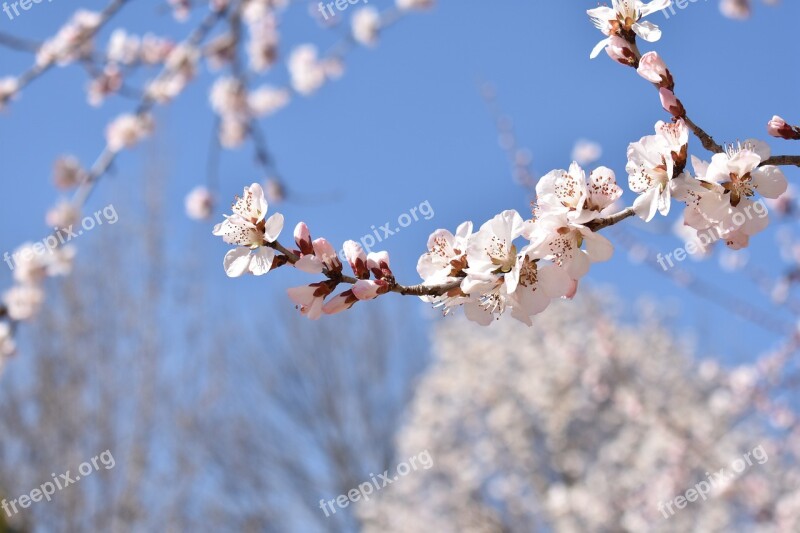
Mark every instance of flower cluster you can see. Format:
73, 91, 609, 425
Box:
215, 105, 791, 324
2, 243, 75, 321
210, 0, 798, 328
673, 142, 787, 249
36, 10, 103, 67
105, 113, 155, 153
587, 0, 672, 60
213, 164, 618, 326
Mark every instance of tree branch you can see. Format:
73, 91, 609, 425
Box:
762, 155, 800, 167
683, 115, 724, 154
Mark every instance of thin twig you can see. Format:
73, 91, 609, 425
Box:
683, 115, 724, 154
762, 155, 800, 168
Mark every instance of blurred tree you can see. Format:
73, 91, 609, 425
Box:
361, 294, 800, 532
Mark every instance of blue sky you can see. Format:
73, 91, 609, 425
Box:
1, 0, 798, 362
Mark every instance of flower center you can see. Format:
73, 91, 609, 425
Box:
723, 172, 754, 207
487, 238, 516, 274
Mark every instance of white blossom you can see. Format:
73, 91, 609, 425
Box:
626, 119, 689, 221
3, 284, 45, 321
105, 113, 154, 152
352, 7, 381, 46
213, 183, 284, 277
185, 186, 215, 221
588, 0, 673, 59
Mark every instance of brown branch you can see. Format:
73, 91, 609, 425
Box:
762, 155, 800, 168
585, 207, 636, 231
683, 115, 724, 154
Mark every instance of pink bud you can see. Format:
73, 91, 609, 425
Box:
367, 251, 392, 279
287, 282, 333, 320
637, 51, 672, 88
767, 115, 800, 140
604, 36, 637, 67
659, 88, 685, 118
343, 240, 369, 279
294, 222, 314, 255
352, 279, 389, 301
312, 238, 342, 272
322, 290, 358, 314
287, 284, 317, 307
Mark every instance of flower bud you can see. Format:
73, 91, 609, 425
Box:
343, 240, 369, 279
637, 51, 673, 89
352, 279, 389, 300
322, 290, 359, 315
367, 251, 392, 280
767, 116, 800, 140
313, 238, 342, 272
294, 222, 314, 255
659, 88, 685, 118
605, 36, 637, 67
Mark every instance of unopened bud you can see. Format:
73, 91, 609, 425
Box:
294, 222, 314, 255
659, 88, 685, 118
767, 116, 800, 140
637, 51, 673, 89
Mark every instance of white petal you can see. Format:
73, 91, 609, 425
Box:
590, 37, 611, 59
691, 155, 710, 179
249, 247, 276, 275
250, 182, 269, 221
583, 232, 614, 262
587, 6, 615, 21
510, 288, 549, 325
566, 250, 591, 279
223, 248, 252, 277
752, 166, 787, 199
538, 264, 573, 298
738, 201, 770, 236
632, 20, 662, 42
640, 0, 672, 17
657, 185, 672, 217
263, 212, 284, 242
295, 255, 324, 274
306, 297, 325, 320
505, 264, 520, 294
745, 138, 771, 161
633, 187, 660, 221
463, 301, 493, 326
287, 285, 316, 306
455, 221, 473, 240
728, 150, 761, 177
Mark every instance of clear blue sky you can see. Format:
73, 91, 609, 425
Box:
1, 0, 798, 361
